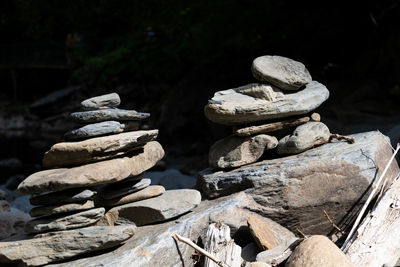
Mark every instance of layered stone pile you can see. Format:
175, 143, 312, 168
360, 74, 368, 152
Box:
205, 55, 330, 169
0, 93, 201, 266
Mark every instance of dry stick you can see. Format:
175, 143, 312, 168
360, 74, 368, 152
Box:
323, 210, 345, 235
172, 233, 229, 267
295, 228, 308, 239
341, 144, 400, 250
329, 133, 355, 144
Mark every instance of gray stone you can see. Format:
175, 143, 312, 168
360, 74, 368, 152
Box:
256, 244, 293, 264
30, 200, 95, 217
25, 207, 105, 233
18, 141, 164, 194
81, 93, 121, 110
209, 134, 278, 169
198, 131, 400, 234
0, 208, 31, 240
276, 122, 330, 154
102, 189, 201, 226
147, 168, 197, 190
0, 200, 10, 212
242, 242, 260, 262
251, 55, 312, 90
70, 108, 150, 123
44, 130, 158, 167
30, 188, 96, 206
204, 81, 329, 125
98, 178, 151, 199
64, 121, 139, 140
48, 192, 295, 267
235, 83, 284, 100
0, 225, 136, 266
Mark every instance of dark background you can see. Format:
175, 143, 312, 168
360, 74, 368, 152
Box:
1, 0, 400, 178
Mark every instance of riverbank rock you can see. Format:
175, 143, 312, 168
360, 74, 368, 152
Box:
70, 108, 150, 123
18, 141, 164, 194
204, 81, 329, 125
30, 188, 96, 206
98, 178, 151, 199
29, 200, 95, 217
209, 134, 278, 169
198, 131, 399, 234
64, 121, 139, 140
251, 55, 312, 90
81, 93, 121, 110
0, 208, 31, 240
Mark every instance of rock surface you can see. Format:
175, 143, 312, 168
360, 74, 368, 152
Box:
0, 208, 31, 240
251, 55, 312, 90
48, 192, 295, 267
209, 134, 278, 168
101, 189, 201, 226
147, 168, 197, 190
96, 185, 165, 207
286, 235, 354, 267
204, 81, 329, 125
25, 207, 105, 233
70, 108, 150, 123
277, 122, 330, 154
81, 93, 121, 110
98, 178, 151, 199
0, 225, 136, 266
198, 131, 400, 234
0, 200, 10, 212
64, 121, 139, 140
30, 188, 96, 206
248, 215, 279, 250
235, 83, 284, 100
29, 200, 95, 217
44, 130, 158, 167
19, 141, 164, 194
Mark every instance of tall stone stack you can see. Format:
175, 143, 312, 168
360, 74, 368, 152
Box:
204, 55, 331, 169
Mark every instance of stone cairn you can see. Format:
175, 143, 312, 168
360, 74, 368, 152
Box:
205, 55, 331, 169
7, 93, 201, 266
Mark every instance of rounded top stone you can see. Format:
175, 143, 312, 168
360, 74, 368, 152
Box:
251, 55, 312, 90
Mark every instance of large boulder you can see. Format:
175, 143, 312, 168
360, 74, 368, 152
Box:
198, 131, 399, 234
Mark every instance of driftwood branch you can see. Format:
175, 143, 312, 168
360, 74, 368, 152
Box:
329, 134, 355, 144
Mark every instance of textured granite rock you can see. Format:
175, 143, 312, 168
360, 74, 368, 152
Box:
198, 131, 400, 234
30, 188, 96, 206
64, 121, 139, 140
251, 55, 312, 90
44, 130, 158, 167
29, 200, 95, 217
19, 141, 164, 194
81, 93, 121, 110
70, 108, 150, 123
98, 178, 151, 199
204, 81, 329, 125
209, 134, 278, 168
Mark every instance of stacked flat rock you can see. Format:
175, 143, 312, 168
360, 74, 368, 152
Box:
8, 93, 201, 266
205, 55, 331, 169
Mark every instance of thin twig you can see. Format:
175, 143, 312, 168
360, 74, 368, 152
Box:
172, 233, 229, 267
329, 133, 355, 144
342, 144, 400, 251
323, 210, 345, 235
296, 228, 308, 239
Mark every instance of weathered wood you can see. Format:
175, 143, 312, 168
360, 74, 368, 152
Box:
233, 113, 320, 136
204, 223, 241, 267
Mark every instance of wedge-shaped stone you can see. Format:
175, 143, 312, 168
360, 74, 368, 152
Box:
30, 188, 96, 206
30, 200, 95, 217
43, 130, 158, 168
70, 108, 150, 123
18, 141, 164, 194
204, 81, 329, 125
209, 134, 278, 169
25, 207, 105, 233
81, 93, 121, 110
0, 226, 135, 266
251, 55, 312, 90
64, 121, 139, 140
248, 215, 279, 250
98, 178, 151, 199
102, 189, 201, 226
198, 131, 400, 234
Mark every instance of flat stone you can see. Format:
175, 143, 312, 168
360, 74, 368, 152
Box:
248, 215, 279, 250
81, 93, 121, 110
0, 208, 31, 240
25, 207, 105, 233
101, 189, 201, 226
18, 141, 164, 194
198, 131, 400, 234
98, 178, 151, 199
30, 188, 96, 206
204, 81, 329, 125
0, 200, 10, 212
96, 185, 165, 207
64, 121, 139, 141
70, 108, 150, 123
30, 200, 95, 217
43, 130, 158, 168
235, 83, 284, 100
277, 122, 330, 154
209, 134, 278, 168
251, 55, 312, 90
0, 225, 136, 266
286, 235, 354, 267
